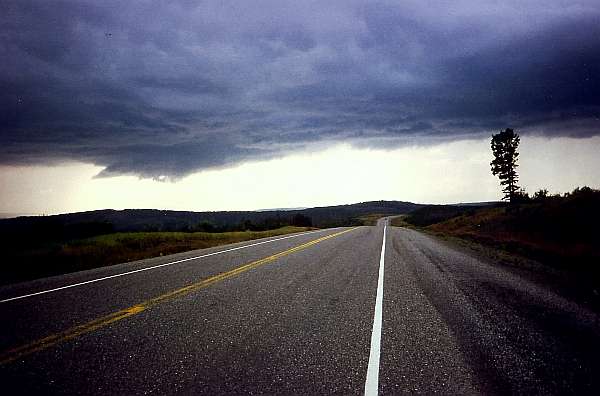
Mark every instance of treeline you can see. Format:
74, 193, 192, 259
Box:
0, 200, 423, 254
191, 213, 313, 232
399, 184, 600, 286
405, 186, 599, 227
403, 186, 600, 266
0, 214, 314, 250
0, 200, 421, 247
509, 186, 597, 204
0, 218, 116, 249
500, 186, 600, 245
402, 204, 494, 227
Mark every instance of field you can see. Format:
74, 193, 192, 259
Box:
2, 226, 313, 285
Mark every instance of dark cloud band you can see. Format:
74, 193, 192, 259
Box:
1, 0, 599, 178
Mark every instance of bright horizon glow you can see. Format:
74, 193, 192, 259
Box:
1, 136, 599, 216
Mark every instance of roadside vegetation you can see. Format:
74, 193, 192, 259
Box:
0, 201, 417, 284
1, 226, 313, 285
356, 213, 388, 226
391, 205, 487, 228
425, 187, 600, 265
0, 201, 421, 237
390, 128, 600, 305
396, 187, 600, 297
400, 128, 600, 272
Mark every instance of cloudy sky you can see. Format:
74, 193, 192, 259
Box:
1, 1, 599, 214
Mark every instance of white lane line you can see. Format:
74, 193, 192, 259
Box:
0, 228, 332, 304
364, 222, 387, 396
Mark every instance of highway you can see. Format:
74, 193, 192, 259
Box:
1, 219, 599, 395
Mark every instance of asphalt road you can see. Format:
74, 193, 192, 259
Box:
1, 220, 599, 395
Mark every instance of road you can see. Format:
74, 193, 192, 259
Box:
1, 220, 599, 395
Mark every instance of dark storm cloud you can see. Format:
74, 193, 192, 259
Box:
1, 0, 599, 178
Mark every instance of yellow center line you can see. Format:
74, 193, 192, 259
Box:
0, 227, 357, 365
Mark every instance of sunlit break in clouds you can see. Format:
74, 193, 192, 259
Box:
1, 1, 599, 212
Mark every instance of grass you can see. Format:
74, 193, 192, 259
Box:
398, 204, 491, 227
389, 215, 414, 228
400, 189, 600, 269
356, 213, 388, 226
391, 192, 600, 309
426, 204, 599, 269
392, 189, 600, 305
3, 226, 314, 285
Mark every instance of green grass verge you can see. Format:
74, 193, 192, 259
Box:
389, 215, 414, 228
356, 213, 388, 226
3, 226, 314, 284
390, 194, 600, 307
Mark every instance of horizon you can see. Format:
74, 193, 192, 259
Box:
2, 187, 596, 219
0, 199, 480, 219
2, 136, 599, 215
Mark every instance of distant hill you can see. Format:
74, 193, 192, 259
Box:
0, 212, 36, 219
448, 201, 500, 207
256, 207, 308, 212
0, 200, 423, 241
0, 200, 421, 284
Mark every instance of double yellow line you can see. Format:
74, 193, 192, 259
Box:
0, 227, 356, 365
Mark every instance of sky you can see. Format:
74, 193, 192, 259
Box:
1, 1, 599, 215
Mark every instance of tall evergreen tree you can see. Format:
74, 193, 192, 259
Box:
490, 128, 521, 202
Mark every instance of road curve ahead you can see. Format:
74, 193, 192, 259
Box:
1, 221, 599, 395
